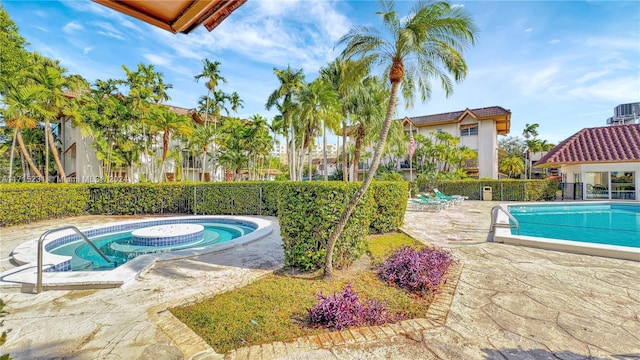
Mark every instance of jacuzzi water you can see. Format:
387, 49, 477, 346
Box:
48, 222, 255, 271
508, 203, 640, 248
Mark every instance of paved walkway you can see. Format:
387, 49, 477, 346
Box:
1, 202, 639, 359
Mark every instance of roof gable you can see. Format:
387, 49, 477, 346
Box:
535, 124, 640, 167
405, 106, 511, 135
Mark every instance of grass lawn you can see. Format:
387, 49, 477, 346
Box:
170, 233, 431, 354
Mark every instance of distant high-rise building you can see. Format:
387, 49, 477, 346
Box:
606, 102, 640, 125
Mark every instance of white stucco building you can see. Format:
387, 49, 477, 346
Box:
402, 106, 511, 179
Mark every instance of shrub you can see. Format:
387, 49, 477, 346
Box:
378, 246, 454, 296
435, 179, 558, 201
277, 182, 375, 271
307, 284, 400, 330
369, 181, 408, 234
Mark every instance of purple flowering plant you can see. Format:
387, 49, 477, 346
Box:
378, 246, 454, 296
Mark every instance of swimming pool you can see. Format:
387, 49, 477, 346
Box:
4, 216, 273, 290
48, 221, 256, 271
492, 202, 640, 261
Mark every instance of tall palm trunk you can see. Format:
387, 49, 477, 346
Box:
324, 80, 400, 280
308, 148, 312, 180
16, 131, 44, 180
323, 121, 328, 181
8, 130, 17, 182
342, 118, 348, 181
352, 125, 365, 182
45, 121, 67, 182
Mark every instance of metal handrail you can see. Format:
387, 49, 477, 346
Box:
36, 225, 112, 294
490, 205, 520, 235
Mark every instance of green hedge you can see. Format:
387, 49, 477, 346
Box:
369, 181, 408, 234
0, 184, 89, 226
87, 183, 192, 215
434, 179, 558, 201
277, 182, 375, 271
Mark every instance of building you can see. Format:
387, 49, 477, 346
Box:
402, 106, 511, 179
606, 102, 640, 126
535, 124, 639, 201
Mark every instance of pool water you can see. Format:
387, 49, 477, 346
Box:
508, 204, 640, 248
49, 223, 254, 271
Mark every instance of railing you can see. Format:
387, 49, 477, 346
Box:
36, 225, 113, 293
489, 205, 520, 238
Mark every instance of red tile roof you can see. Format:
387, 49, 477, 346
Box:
406, 106, 511, 126
535, 124, 640, 167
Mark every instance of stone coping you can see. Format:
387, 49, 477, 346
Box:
149, 261, 464, 360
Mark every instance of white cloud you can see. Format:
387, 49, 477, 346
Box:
63, 21, 84, 34
143, 53, 172, 67
451, 4, 465, 9
83, 47, 94, 55
93, 21, 126, 40
548, 39, 560, 44
568, 76, 640, 102
525, 27, 533, 32
575, 69, 611, 84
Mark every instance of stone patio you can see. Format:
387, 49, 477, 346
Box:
1, 201, 638, 359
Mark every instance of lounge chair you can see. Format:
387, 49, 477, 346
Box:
408, 197, 443, 212
432, 188, 466, 205
418, 193, 452, 208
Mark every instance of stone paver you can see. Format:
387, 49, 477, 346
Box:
1, 202, 639, 359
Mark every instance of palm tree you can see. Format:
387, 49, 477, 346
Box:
500, 155, 525, 178
320, 57, 370, 181
323, 0, 478, 279
345, 76, 389, 181
30, 56, 85, 182
522, 123, 539, 179
265, 66, 305, 180
1, 83, 53, 180
146, 106, 193, 181
297, 78, 340, 180
194, 59, 226, 125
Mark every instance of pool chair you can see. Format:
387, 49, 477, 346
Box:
418, 193, 452, 208
408, 197, 444, 212
432, 188, 465, 205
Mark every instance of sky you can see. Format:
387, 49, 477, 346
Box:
2, 0, 639, 144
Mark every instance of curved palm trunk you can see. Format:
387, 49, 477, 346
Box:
352, 125, 364, 182
323, 81, 400, 279
17, 131, 44, 180
8, 130, 17, 182
308, 148, 312, 180
161, 132, 169, 181
46, 122, 67, 182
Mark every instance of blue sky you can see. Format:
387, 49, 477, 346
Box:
3, 0, 639, 144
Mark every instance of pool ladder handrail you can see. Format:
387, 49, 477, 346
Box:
490, 205, 520, 236
36, 225, 112, 294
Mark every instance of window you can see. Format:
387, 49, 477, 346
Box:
585, 172, 609, 199
436, 128, 443, 133
611, 171, 635, 200
460, 125, 478, 136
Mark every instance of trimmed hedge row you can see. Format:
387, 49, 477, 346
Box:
434, 179, 558, 201
0, 182, 409, 271
0, 184, 89, 226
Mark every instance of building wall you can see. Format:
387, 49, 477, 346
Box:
411, 115, 500, 179
562, 162, 640, 200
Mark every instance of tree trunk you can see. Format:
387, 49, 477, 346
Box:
342, 118, 348, 181
46, 122, 67, 182
323, 80, 400, 280
17, 131, 44, 180
352, 125, 364, 182
308, 148, 312, 180
8, 130, 17, 182
323, 121, 328, 181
